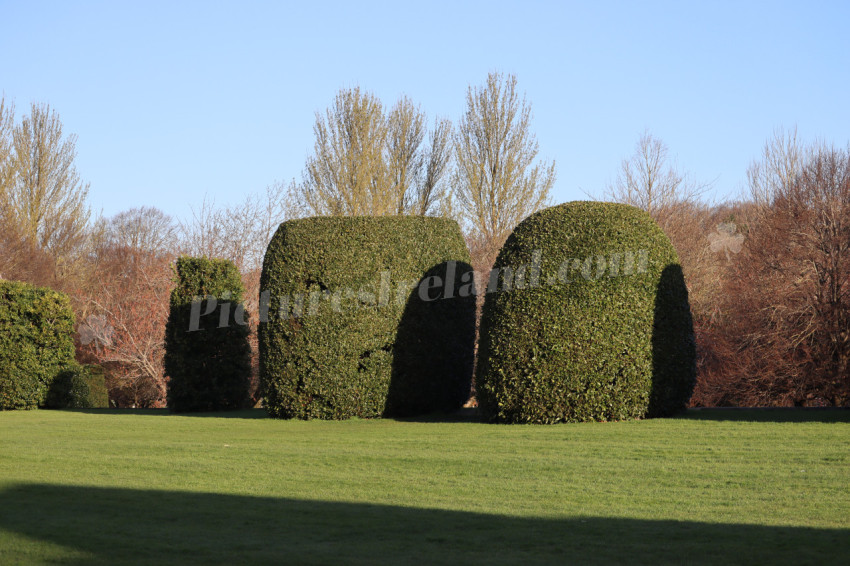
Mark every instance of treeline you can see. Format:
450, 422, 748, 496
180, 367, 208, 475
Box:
609, 130, 850, 407
0, 97, 295, 407
1, 75, 847, 408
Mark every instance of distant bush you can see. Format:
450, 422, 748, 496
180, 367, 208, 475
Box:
0, 280, 77, 410
476, 201, 696, 423
164, 257, 252, 412
259, 216, 476, 419
45, 364, 110, 409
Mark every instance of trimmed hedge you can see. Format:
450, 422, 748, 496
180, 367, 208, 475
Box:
259, 216, 476, 419
45, 364, 110, 409
476, 201, 696, 423
164, 257, 252, 412
0, 280, 76, 410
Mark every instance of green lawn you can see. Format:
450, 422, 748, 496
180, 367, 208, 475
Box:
1, 408, 848, 565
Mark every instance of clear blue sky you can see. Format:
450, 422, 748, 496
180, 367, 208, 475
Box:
2, 0, 848, 221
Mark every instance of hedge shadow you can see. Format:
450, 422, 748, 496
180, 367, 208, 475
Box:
384, 260, 476, 418
0, 483, 846, 565
648, 264, 697, 417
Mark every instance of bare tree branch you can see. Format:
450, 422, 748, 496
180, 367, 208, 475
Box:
452, 72, 555, 267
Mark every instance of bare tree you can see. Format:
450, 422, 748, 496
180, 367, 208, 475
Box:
179, 197, 233, 263
5, 102, 91, 265
746, 126, 806, 210
741, 144, 850, 404
386, 96, 425, 214
299, 87, 388, 215
104, 206, 177, 255
695, 141, 850, 407
452, 72, 555, 267
605, 130, 708, 226
297, 87, 453, 217
0, 95, 14, 199
0, 97, 40, 283
76, 207, 179, 407
179, 182, 297, 274
416, 117, 453, 216
80, 247, 174, 408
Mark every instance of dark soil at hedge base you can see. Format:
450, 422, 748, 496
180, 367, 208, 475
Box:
476, 201, 696, 424
259, 216, 476, 420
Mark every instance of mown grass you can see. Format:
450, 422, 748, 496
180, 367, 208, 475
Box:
0, 408, 848, 565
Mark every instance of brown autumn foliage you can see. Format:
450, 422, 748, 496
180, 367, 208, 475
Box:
0, 216, 57, 288
77, 245, 173, 407
667, 201, 753, 406
75, 207, 178, 407
692, 146, 850, 406
604, 130, 849, 407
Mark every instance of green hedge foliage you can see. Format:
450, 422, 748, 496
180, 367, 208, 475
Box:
476, 201, 696, 423
259, 216, 476, 419
0, 280, 77, 410
45, 363, 110, 409
164, 257, 252, 412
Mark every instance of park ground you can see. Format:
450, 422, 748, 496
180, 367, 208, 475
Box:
0, 408, 848, 565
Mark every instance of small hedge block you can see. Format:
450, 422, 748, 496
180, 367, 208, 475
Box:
164, 257, 252, 412
45, 364, 110, 409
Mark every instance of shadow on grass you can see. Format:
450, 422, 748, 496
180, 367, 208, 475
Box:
388, 407, 482, 423
63, 407, 850, 425
69, 408, 482, 423
0, 483, 847, 565
679, 407, 850, 424
65, 408, 270, 419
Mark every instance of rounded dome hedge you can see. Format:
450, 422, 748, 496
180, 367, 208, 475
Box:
476, 201, 696, 423
259, 216, 476, 419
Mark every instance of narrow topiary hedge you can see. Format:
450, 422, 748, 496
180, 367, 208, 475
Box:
164, 257, 252, 412
259, 216, 476, 419
0, 280, 77, 410
476, 201, 696, 423
45, 363, 110, 409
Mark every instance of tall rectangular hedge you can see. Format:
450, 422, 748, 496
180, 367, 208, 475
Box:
259, 216, 476, 419
0, 280, 77, 410
164, 257, 252, 412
